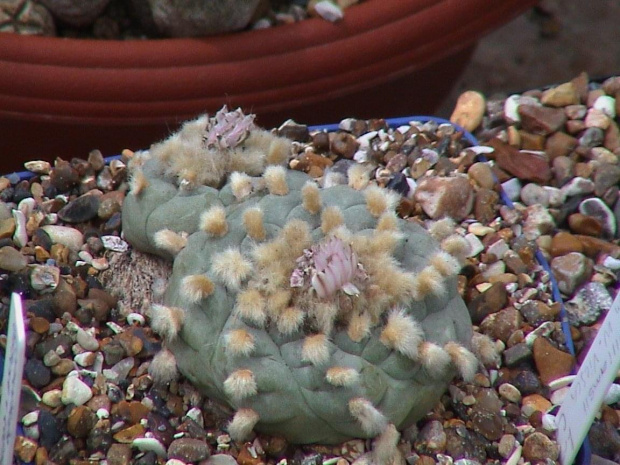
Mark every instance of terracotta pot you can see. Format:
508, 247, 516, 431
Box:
0, 0, 537, 172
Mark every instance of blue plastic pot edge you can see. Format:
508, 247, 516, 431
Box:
4, 115, 588, 465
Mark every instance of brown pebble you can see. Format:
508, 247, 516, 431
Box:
518, 104, 567, 135
488, 138, 551, 183
51, 358, 76, 376
450, 90, 486, 132
601, 405, 620, 427
0, 217, 15, 239
540, 82, 579, 107
330, 132, 359, 159
532, 337, 575, 386
14, 436, 38, 462
474, 188, 499, 224
0, 245, 28, 272
550, 251, 592, 295
107, 443, 132, 465
416, 455, 436, 465
414, 175, 474, 222
35, 446, 49, 465
467, 162, 495, 189
519, 130, 546, 150
605, 120, 620, 151
67, 405, 97, 438
522, 432, 559, 462
467, 282, 508, 325
415, 420, 447, 454
29, 316, 51, 334
117, 330, 144, 357
113, 423, 145, 443
87, 394, 112, 413
550, 231, 584, 256
521, 393, 552, 416
52, 277, 78, 316
479, 307, 522, 343
545, 131, 577, 160
574, 234, 620, 257
568, 212, 603, 237
168, 437, 211, 463
115, 400, 151, 425
237, 443, 266, 465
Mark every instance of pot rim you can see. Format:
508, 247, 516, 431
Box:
0, 0, 537, 125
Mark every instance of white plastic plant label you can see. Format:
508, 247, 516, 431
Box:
0, 293, 26, 465
556, 290, 620, 465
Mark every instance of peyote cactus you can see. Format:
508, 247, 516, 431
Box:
122, 108, 476, 453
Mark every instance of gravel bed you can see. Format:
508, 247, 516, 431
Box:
2, 71, 620, 465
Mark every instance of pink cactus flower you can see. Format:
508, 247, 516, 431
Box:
204, 106, 256, 149
290, 236, 365, 299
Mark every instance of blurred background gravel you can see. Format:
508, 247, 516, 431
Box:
438, 0, 620, 116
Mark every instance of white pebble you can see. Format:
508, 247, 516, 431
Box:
12, 209, 28, 248
467, 145, 495, 155
314, 1, 343, 22
61, 376, 93, 406
486, 239, 509, 259
542, 413, 557, 432
91, 257, 109, 271
108, 357, 135, 382
78, 250, 93, 264
604, 383, 620, 405
357, 130, 378, 147
74, 351, 95, 367
353, 149, 370, 163
594, 95, 616, 118
18, 198, 36, 217
132, 437, 167, 457
543, 186, 565, 207
524, 321, 555, 347
21, 410, 39, 426
503, 95, 521, 123
185, 407, 204, 428
76, 328, 100, 351
166, 460, 185, 465
520, 183, 549, 207
550, 386, 571, 406
42, 389, 63, 407
498, 383, 521, 403
97, 408, 110, 419
504, 444, 522, 465
102, 235, 129, 253
30, 264, 60, 293
464, 233, 484, 257
338, 118, 356, 132
24, 160, 51, 175
603, 256, 620, 270
501, 178, 522, 202
127, 313, 145, 326
106, 321, 124, 334
560, 176, 594, 197
23, 424, 40, 440
40, 224, 84, 250
468, 222, 494, 236
481, 261, 505, 280
548, 375, 576, 391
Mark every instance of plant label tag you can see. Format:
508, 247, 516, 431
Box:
0, 293, 26, 465
556, 290, 620, 465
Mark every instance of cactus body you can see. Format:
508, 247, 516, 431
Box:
122, 111, 475, 445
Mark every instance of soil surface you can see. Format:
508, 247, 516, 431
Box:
438, 0, 620, 116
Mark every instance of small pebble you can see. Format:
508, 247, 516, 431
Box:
61, 375, 93, 406
133, 437, 167, 457
40, 224, 84, 250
